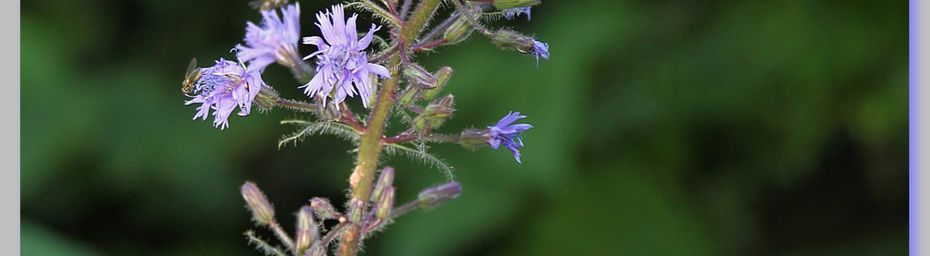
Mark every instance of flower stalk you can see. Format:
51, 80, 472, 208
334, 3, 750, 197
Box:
186, 1, 548, 255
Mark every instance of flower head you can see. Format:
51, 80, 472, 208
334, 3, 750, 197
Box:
532, 40, 549, 66
487, 112, 533, 163
302, 4, 390, 108
490, 29, 550, 67
502, 7, 532, 20
185, 59, 265, 130
236, 3, 301, 72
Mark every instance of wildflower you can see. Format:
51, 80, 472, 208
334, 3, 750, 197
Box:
502, 7, 532, 20
490, 29, 550, 66
236, 3, 301, 72
185, 59, 265, 130
302, 4, 390, 108
487, 112, 533, 163
532, 40, 549, 65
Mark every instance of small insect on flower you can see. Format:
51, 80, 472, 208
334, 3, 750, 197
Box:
301, 4, 390, 108
181, 58, 202, 95
487, 112, 533, 163
185, 59, 267, 130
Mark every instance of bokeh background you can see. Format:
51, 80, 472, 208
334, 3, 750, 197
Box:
22, 0, 908, 255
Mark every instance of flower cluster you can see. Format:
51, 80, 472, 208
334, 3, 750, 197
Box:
182, 1, 552, 255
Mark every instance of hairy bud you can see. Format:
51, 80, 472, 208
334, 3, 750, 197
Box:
404, 64, 438, 89
370, 167, 396, 203
309, 197, 339, 220
376, 187, 395, 220
414, 95, 455, 132
418, 182, 463, 209
398, 86, 421, 107
423, 67, 453, 101
295, 206, 319, 255
241, 182, 275, 226
443, 5, 482, 45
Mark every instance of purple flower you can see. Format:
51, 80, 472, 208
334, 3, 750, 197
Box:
532, 40, 549, 66
236, 3, 301, 72
186, 59, 266, 130
301, 4, 390, 108
502, 7, 532, 20
487, 112, 533, 163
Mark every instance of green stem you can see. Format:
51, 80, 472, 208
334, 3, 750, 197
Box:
274, 97, 318, 113
336, 1, 442, 255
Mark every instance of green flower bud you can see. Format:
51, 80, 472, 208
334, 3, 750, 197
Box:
398, 86, 421, 107
443, 15, 477, 45
241, 182, 275, 226
370, 167, 395, 203
375, 187, 395, 220
403, 63, 438, 89
417, 182, 463, 209
309, 197, 339, 220
295, 206, 319, 255
422, 67, 453, 101
414, 95, 455, 132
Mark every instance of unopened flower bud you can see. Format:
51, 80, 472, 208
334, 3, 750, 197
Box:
443, 11, 480, 45
346, 199, 365, 222
309, 197, 339, 220
241, 182, 275, 226
376, 187, 395, 220
422, 67, 453, 101
370, 167, 396, 203
492, 0, 540, 10
417, 182, 463, 209
404, 64, 438, 89
398, 86, 421, 107
295, 206, 319, 255
414, 95, 455, 132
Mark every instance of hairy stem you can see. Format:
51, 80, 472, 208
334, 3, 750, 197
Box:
337, 1, 443, 255
389, 199, 421, 220
269, 221, 295, 250
275, 97, 319, 113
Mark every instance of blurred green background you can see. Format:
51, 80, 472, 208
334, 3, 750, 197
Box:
22, 0, 908, 255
